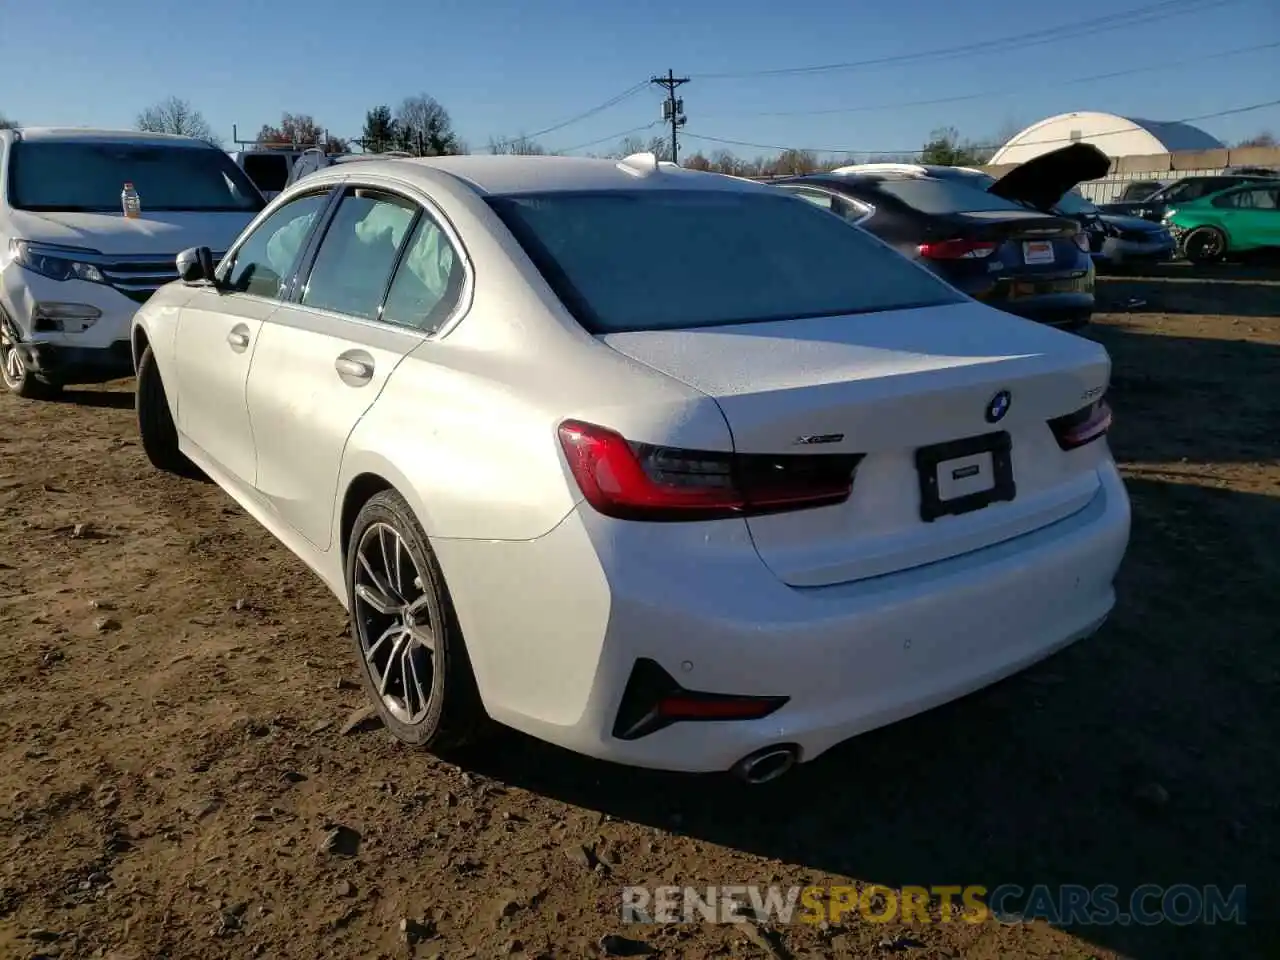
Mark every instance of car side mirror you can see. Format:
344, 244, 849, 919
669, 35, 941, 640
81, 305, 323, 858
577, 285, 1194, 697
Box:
177, 246, 217, 286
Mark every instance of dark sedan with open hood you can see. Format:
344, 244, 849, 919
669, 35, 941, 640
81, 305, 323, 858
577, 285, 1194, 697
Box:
769, 143, 1110, 330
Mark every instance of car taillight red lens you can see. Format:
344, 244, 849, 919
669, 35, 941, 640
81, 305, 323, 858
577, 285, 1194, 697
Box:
917, 238, 998, 260
1048, 398, 1113, 451
557, 420, 862, 521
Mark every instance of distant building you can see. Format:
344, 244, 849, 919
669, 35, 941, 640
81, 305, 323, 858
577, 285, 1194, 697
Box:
990, 111, 1224, 166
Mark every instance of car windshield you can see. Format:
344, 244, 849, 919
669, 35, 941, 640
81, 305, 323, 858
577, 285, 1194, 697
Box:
1054, 191, 1098, 215
872, 178, 1031, 215
8, 141, 265, 212
485, 189, 963, 333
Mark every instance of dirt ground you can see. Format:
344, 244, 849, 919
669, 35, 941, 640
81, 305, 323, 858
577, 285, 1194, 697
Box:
1, 266, 1277, 960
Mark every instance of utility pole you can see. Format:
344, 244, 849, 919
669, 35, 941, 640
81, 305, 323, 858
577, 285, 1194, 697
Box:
650, 69, 689, 164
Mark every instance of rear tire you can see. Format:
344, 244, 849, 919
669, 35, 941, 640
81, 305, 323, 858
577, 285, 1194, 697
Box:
345, 489, 489, 752
1182, 226, 1227, 265
136, 344, 194, 475
1, 321, 61, 400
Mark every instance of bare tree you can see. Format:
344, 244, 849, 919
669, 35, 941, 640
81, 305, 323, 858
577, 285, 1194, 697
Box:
487, 135, 556, 156
0, 111, 17, 130
1235, 131, 1276, 148
136, 97, 218, 145
257, 113, 347, 153
395, 94, 460, 156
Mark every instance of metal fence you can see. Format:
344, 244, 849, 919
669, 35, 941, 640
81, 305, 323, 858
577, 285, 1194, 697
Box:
1076, 168, 1225, 203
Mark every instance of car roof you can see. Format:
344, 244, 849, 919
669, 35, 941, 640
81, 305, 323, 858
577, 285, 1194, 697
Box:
828, 162, 990, 179
13, 127, 216, 149
310, 152, 778, 196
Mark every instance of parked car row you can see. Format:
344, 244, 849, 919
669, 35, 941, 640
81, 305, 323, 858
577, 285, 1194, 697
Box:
0, 124, 1262, 781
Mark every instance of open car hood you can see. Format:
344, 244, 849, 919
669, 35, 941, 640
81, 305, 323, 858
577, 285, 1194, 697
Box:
988, 143, 1111, 211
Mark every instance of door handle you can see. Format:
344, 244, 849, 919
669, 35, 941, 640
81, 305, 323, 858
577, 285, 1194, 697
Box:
335, 355, 373, 383
226, 327, 250, 351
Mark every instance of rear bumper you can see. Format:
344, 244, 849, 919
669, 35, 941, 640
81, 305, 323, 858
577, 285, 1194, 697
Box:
996, 293, 1093, 330
17, 340, 134, 384
1097, 237, 1176, 266
435, 460, 1131, 774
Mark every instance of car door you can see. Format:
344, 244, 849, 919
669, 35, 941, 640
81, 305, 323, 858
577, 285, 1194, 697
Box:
173, 189, 333, 485
1219, 186, 1280, 248
245, 183, 465, 550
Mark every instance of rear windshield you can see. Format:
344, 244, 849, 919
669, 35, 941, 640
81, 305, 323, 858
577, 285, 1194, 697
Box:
1054, 191, 1098, 215
485, 189, 962, 333
874, 178, 1031, 215
8, 141, 266, 213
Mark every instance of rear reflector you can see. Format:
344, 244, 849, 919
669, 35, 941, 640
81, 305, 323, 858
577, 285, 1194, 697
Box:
612, 658, 788, 740
1048, 398, 1113, 450
917, 238, 998, 260
557, 420, 863, 522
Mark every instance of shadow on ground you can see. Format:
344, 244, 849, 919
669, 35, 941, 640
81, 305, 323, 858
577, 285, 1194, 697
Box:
458, 474, 1277, 960
454, 305, 1279, 959
1097, 269, 1280, 320
1086, 322, 1280, 465
52, 388, 135, 410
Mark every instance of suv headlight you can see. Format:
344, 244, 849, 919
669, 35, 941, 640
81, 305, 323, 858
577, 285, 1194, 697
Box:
9, 240, 106, 284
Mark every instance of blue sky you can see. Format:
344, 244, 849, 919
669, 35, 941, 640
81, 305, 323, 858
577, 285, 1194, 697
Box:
2, 0, 1276, 158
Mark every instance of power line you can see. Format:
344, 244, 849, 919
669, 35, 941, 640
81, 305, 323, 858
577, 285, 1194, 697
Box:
557, 122, 662, 154
700, 40, 1280, 119
519, 81, 650, 141
693, 0, 1236, 79
682, 98, 1280, 158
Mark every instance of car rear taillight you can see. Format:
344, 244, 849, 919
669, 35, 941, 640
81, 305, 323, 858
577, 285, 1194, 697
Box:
1048, 398, 1113, 451
1072, 231, 1091, 252
917, 238, 998, 260
557, 420, 862, 521
612, 658, 788, 740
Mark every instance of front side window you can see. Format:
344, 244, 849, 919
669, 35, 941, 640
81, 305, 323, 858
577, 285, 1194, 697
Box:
7, 141, 264, 212
223, 192, 329, 298
486, 189, 961, 334
380, 216, 464, 333
871, 178, 1029, 215
300, 189, 417, 320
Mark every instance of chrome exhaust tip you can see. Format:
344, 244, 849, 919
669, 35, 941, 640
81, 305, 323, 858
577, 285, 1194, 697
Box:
730, 745, 799, 784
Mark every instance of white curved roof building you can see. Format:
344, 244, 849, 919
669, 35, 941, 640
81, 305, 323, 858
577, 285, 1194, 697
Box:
990, 111, 1224, 165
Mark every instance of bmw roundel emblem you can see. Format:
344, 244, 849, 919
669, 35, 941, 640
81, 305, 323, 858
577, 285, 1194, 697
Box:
985, 389, 1012, 423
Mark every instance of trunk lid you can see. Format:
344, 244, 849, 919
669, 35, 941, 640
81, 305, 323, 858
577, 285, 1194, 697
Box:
987, 142, 1112, 211
601, 300, 1111, 586
929, 210, 1085, 277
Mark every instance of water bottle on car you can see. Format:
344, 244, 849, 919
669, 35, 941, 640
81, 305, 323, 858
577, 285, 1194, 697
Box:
121, 182, 141, 219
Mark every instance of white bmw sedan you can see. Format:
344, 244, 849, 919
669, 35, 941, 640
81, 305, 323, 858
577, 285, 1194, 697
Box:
131, 153, 1130, 783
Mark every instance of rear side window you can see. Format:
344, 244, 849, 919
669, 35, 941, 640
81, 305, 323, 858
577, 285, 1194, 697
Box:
486, 189, 961, 334
1213, 187, 1279, 209
779, 186, 873, 224
301, 189, 417, 320
871, 178, 1029, 215
381, 216, 464, 333
242, 153, 290, 192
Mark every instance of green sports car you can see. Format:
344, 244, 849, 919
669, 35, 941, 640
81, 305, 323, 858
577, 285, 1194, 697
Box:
1163, 180, 1280, 264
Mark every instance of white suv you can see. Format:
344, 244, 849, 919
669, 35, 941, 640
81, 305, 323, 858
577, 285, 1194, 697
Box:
1, 128, 265, 399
